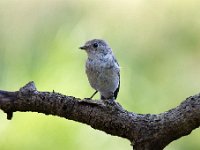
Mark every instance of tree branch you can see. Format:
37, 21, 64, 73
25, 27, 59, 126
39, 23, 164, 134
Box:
0, 82, 200, 150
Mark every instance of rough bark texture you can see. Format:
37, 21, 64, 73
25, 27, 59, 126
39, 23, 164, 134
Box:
0, 82, 200, 150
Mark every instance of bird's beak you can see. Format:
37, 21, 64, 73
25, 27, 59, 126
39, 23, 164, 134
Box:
79, 45, 87, 50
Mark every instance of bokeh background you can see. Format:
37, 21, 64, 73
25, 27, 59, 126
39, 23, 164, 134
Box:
0, 0, 200, 149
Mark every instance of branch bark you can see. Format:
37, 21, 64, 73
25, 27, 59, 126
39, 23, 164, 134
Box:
0, 82, 200, 150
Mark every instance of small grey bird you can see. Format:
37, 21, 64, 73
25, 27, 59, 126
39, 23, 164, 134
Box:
80, 39, 120, 100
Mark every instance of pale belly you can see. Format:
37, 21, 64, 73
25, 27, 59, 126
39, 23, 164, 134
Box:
86, 64, 119, 93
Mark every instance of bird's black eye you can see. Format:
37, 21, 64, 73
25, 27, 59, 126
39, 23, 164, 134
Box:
93, 43, 98, 48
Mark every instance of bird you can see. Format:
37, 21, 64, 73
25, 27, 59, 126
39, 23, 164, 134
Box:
80, 39, 120, 100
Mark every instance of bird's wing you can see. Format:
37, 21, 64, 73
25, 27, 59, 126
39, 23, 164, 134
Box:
114, 72, 120, 99
113, 56, 120, 99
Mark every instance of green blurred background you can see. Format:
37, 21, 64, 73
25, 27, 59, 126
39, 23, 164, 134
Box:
0, 0, 200, 149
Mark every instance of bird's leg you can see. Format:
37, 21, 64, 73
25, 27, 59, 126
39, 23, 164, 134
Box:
90, 90, 98, 99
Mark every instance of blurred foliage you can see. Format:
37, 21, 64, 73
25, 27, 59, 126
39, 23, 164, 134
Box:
0, 0, 200, 149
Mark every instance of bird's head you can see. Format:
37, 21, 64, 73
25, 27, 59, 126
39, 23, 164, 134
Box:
80, 39, 112, 58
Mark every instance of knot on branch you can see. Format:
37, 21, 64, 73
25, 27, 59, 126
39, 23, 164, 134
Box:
0, 81, 37, 120
19, 81, 37, 94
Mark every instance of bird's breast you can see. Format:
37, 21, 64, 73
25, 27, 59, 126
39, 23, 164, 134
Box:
85, 57, 119, 92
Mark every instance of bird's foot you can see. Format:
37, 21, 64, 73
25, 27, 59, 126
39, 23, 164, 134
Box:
103, 98, 124, 111
83, 98, 91, 100
103, 98, 116, 105
80, 98, 105, 106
